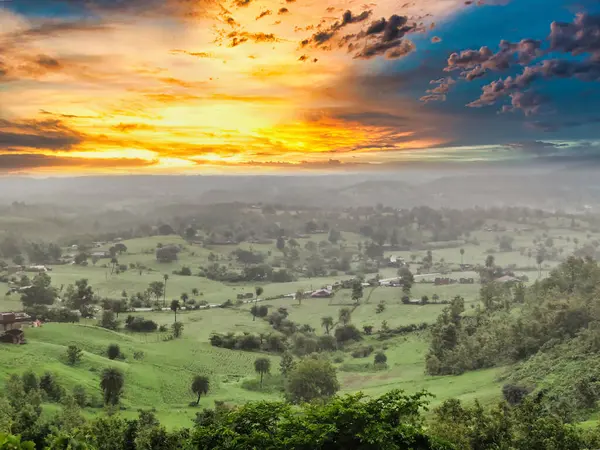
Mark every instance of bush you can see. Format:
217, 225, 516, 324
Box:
374, 351, 388, 365
317, 335, 337, 352
22, 370, 39, 393
133, 351, 145, 360
237, 334, 261, 351
125, 315, 158, 332
351, 346, 374, 358
363, 325, 373, 335
334, 324, 362, 344
66, 345, 83, 365
107, 344, 121, 360
40, 372, 63, 402
502, 384, 531, 406
98, 310, 119, 330
72, 385, 87, 407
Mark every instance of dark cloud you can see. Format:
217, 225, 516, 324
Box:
278, 7, 289, 15
420, 77, 455, 103
501, 91, 549, 116
171, 49, 213, 58
351, 14, 415, 59
112, 123, 156, 133
445, 39, 542, 80
228, 32, 279, 47
354, 39, 415, 59
19, 0, 212, 19
234, 0, 251, 7
302, 9, 373, 48
443, 13, 600, 114
431, 36, 442, 43
256, 10, 272, 20
0, 154, 156, 172
0, 119, 84, 151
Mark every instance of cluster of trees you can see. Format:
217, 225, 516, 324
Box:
426, 256, 600, 420
5, 378, 600, 449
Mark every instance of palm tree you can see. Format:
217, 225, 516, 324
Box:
460, 248, 465, 265
100, 368, 124, 406
254, 357, 271, 388
191, 375, 210, 405
253, 286, 264, 321
321, 316, 334, 334
170, 299, 181, 323
180, 292, 189, 304
163, 274, 169, 307
536, 251, 545, 278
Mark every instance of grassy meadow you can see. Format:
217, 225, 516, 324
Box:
1, 217, 598, 428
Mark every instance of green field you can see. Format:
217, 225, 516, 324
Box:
1, 218, 597, 428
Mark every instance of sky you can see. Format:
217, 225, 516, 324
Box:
1, 0, 600, 174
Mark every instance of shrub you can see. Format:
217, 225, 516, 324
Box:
98, 310, 119, 330
133, 351, 145, 360
22, 370, 39, 394
363, 325, 373, 335
172, 322, 184, 338
502, 384, 531, 406
66, 345, 83, 365
317, 335, 337, 352
72, 385, 87, 407
334, 324, 362, 344
107, 344, 121, 360
374, 351, 388, 365
124, 315, 158, 332
351, 346, 374, 358
237, 334, 261, 351
40, 372, 63, 402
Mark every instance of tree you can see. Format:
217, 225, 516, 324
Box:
65, 279, 96, 316
280, 352, 295, 376
98, 310, 118, 330
20, 273, 56, 307
285, 358, 340, 404
185, 227, 196, 240
107, 344, 120, 360
162, 274, 169, 307
485, 255, 495, 269
460, 248, 465, 265
191, 288, 199, 297
21, 371, 39, 394
172, 321, 184, 338
252, 286, 264, 322
351, 279, 363, 303
295, 289, 304, 305
276, 236, 285, 251
536, 250, 545, 278
148, 281, 164, 306
100, 368, 124, 406
376, 301, 386, 313
180, 292, 189, 303
110, 257, 119, 275
191, 375, 210, 405
338, 307, 351, 325
158, 224, 175, 235
321, 316, 334, 334
328, 229, 341, 244
374, 351, 387, 365
398, 266, 414, 296
170, 299, 181, 323
254, 357, 271, 388
66, 345, 83, 366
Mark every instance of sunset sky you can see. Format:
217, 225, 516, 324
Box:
1, 0, 600, 174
